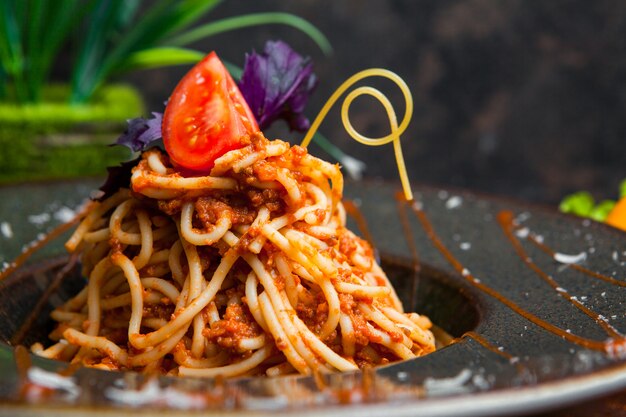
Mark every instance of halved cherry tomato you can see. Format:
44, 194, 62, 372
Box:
162, 52, 259, 172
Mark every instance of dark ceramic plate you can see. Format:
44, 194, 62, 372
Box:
0, 179, 625, 417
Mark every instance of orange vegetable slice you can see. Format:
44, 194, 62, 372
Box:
606, 196, 626, 231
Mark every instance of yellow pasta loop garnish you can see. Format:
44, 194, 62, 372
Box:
301, 68, 414, 201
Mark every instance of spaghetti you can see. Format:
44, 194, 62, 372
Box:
32, 134, 434, 377
31, 52, 434, 376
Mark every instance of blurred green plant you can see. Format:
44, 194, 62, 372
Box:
0, 0, 331, 105
0, 0, 334, 183
559, 179, 626, 222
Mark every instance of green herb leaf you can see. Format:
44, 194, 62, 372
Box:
559, 191, 595, 217
589, 200, 617, 222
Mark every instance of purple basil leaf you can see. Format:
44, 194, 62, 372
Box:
98, 157, 139, 201
239, 40, 317, 132
116, 112, 163, 152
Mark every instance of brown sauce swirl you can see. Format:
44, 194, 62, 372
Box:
392, 194, 625, 354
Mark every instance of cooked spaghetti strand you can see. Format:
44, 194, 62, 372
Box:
35, 133, 434, 376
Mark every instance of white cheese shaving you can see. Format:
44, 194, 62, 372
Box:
445, 196, 462, 210
396, 371, 409, 381
515, 227, 529, 239
0, 222, 13, 238
105, 379, 207, 410
27, 212, 51, 226
27, 367, 80, 399
553, 251, 587, 265
424, 369, 473, 396
514, 212, 531, 224
53, 206, 76, 223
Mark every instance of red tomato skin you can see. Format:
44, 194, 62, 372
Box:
162, 51, 259, 172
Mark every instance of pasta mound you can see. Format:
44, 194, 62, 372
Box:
33, 133, 435, 377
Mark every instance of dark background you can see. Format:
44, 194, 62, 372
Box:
124, 0, 626, 205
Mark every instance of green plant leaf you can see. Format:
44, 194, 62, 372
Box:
116, 47, 205, 73
4, 0, 330, 106
167, 12, 332, 56
0, 65, 6, 100
71, 0, 130, 104
0, 0, 27, 102
155, 0, 222, 40
28, 0, 89, 103
72, 0, 222, 104
24, 0, 46, 100
125, 0, 222, 48
12, 0, 27, 44
116, 0, 140, 28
